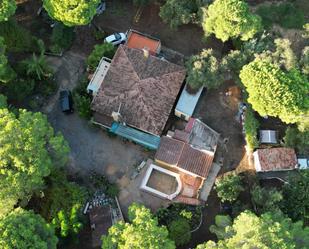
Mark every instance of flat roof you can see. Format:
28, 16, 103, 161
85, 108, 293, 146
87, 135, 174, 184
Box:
87, 57, 111, 94
126, 30, 161, 55
175, 85, 203, 117
259, 130, 278, 144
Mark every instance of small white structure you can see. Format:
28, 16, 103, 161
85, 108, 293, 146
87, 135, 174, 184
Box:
175, 85, 203, 121
298, 158, 309, 170
87, 57, 111, 95
259, 130, 278, 144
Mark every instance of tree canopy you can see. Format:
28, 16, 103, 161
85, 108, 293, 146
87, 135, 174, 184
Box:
159, 0, 198, 29
282, 171, 309, 224
43, 0, 100, 26
0, 36, 16, 83
0, 0, 16, 22
201, 0, 262, 42
0, 109, 69, 217
102, 203, 175, 249
0, 208, 58, 249
186, 49, 223, 90
196, 211, 309, 249
215, 172, 244, 203
239, 57, 309, 125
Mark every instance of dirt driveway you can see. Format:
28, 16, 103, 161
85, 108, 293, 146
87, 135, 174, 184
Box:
94, 0, 223, 56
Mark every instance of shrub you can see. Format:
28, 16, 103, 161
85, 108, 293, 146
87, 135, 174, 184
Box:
256, 3, 305, 29
73, 93, 92, 119
0, 19, 38, 52
244, 107, 259, 151
50, 23, 75, 51
87, 43, 116, 70
168, 218, 191, 246
284, 127, 309, 155
215, 172, 244, 203
106, 184, 119, 197
5, 78, 35, 102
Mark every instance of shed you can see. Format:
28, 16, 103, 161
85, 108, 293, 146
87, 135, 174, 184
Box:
259, 130, 278, 144
298, 158, 309, 170
175, 85, 203, 121
87, 57, 111, 95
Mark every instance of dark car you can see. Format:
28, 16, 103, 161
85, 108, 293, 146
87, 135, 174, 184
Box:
60, 90, 73, 113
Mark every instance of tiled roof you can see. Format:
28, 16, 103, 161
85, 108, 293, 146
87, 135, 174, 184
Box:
155, 136, 214, 178
91, 45, 186, 135
254, 148, 298, 172
126, 30, 161, 55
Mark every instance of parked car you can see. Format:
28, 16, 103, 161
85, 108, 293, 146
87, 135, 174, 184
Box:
104, 32, 127, 46
59, 90, 73, 113
96, 1, 106, 15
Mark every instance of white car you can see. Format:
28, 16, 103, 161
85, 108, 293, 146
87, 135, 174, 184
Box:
104, 33, 127, 46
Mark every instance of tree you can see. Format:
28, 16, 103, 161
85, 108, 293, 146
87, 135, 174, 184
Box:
300, 46, 309, 76
159, 0, 198, 29
251, 185, 282, 215
201, 0, 262, 42
239, 57, 309, 125
221, 50, 248, 82
22, 53, 52, 80
243, 107, 260, 151
303, 23, 309, 39
0, 208, 58, 249
168, 218, 191, 246
215, 172, 244, 203
0, 94, 7, 108
0, 0, 16, 22
186, 49, 223, 90
209, 215, 232, 240
43, 0, 100, 26
0, 109, 69, 217
284, 127, 309, 155
272, 38, 297, 71
196, 211, 309, 249
0, 36, 16, 83
282, 171, 309, 224
87, 43, 116, 70
102, 203, 175, 249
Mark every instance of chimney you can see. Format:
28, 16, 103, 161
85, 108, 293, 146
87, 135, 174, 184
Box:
143, 47, 149, 58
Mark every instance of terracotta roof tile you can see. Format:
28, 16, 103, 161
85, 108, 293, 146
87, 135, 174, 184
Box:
155, 136, 184, 165
254, 148, 298, 172
91, 45, 186, 135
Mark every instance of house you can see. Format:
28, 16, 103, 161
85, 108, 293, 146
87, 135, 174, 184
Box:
175, 84, 203, 121
91, 44, 186, 137
125, 29, 161, 55
140, 118, 221, 205
253, 148, 298, 172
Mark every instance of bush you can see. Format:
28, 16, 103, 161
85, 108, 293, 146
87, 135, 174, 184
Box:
168, 218, 191, 246
244, 107, 260, 151
0, 19, 38, 52
5, 78, 35, 102
284, 127, 309, 155
87, 43, 116, 70
89, 173, 119, 197
215, 172, 244, 203
73, 93, 92, 119
50, 23, 75, 51
256, 3, 305, 29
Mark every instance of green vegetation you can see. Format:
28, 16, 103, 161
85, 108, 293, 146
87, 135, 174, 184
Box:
72, 76, 93, 119
0, 109, 69, 217
215, 172, 244, 203
102, 203, 175, 249
0, 208, 58, 249
284, 127, 309, 155
0, 36, 16, 83
21, 53, 52, 80
186, 49, 223, 90
243, 107, 259, 151
196, 211, 309, 248
87, 43, 116, 71
251, 185, 282, 215
50, 23, 75, 53
90, 173, 119, 198
209, 215, 232, 240
282, 171, 309, 224
168, 218, 191, 246
43, 0, 100, 26
256, 2, 305, 29
159, 0, 198, 29
301, 46, 309, 76
201, 0, 262, 42
240, 57, 309, 126
0, 0, 16, 22
133, 0, 153, 6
